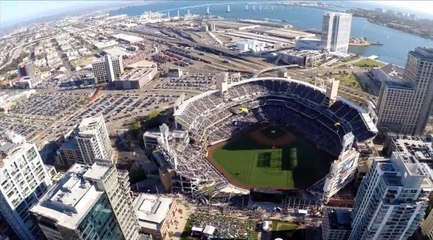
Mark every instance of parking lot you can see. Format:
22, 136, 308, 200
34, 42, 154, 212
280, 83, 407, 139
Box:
69, 92, 180, 125
9, 92, 88, 118
0, 119, 45, 139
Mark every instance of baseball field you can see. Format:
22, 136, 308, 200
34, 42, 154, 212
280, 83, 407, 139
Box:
207, 124, 334, 189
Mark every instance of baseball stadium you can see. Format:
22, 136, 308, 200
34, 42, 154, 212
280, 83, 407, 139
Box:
156, 74, 377, 202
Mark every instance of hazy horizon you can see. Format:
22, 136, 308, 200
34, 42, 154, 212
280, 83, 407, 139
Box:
1, 0, 433, 30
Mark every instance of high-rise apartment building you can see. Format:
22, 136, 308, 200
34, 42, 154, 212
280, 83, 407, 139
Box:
381, 133, 433, 240
76, 116, 113, 164
17, 62, 32, 77
377, 47, 433, 135
322, 207, 352, 240
31, 161, 140, 240
349, 152, 433, 240
55, 137, 83, 170
321, 12, 352, 53
422, 206, 433, 239
0, 131, 53, 240
92, 54, 124, 83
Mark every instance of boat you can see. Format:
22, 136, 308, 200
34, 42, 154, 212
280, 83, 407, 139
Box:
245, 3, 248, 11
206, 5, 210, 15
226, 4, 231, 13
371, 42, 384, 46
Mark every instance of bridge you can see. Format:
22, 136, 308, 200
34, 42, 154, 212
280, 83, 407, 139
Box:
253, 64, 300, 78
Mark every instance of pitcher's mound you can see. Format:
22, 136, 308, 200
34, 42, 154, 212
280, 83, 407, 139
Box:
251, 125, 297, 146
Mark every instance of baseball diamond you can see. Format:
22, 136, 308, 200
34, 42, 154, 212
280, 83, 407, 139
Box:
207, 124, 334, 190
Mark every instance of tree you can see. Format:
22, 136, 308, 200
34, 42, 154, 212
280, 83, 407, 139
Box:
290, 148, 298, 169
143, 110, 162, 129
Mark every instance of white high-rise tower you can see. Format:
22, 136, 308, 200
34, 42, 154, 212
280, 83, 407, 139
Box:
76, 116, 113, 164
321, 12, 352, 53
92, 54, 124, 83
349, 153, 433, 240
0, 131, 53, 240
31, 161, 140, 240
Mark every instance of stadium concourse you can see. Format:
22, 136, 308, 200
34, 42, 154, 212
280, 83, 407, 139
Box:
156, 73, 378, 203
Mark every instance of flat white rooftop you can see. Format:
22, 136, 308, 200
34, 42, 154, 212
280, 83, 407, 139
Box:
104, 46, 130, 57
30, 164, 102, 229
78, 115, 105, 136
120, 67, 155, 81
113, 33, 143, 43
83, 162, 111, 180
133, 193, 173, 231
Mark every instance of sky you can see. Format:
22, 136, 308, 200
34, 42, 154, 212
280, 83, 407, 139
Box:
1, 0, 433, 26
0, 1, 124, 26
375, 1, 433, 16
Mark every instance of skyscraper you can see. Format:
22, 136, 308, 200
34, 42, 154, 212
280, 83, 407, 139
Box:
31, 161, 140, 240
321, 12, 352, 53
322, 207, 352, 240
349, 153, 432, 240
422, 207, 433, 239
0, 131, 53, 240
377, 47, 433, 135
76, 116, 113, 164
17, 62, 31, 77
92, 54, 124, 83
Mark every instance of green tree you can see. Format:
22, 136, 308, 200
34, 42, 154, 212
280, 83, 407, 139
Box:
143, 110, 162, 129
290, 148, 298, 169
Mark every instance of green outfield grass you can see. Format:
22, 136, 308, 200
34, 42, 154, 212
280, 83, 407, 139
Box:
269, 221, 299, 231
211, 125, 333, 189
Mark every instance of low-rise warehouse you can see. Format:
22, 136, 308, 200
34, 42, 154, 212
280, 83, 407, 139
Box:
278, 49, 325, 67
115, 66, 157, 89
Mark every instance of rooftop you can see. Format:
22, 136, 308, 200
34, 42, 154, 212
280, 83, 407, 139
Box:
325, 12, 352, 17
0, 131, 27, 164
280, 49, 323, 57
387, 134, 433, 191
113, 33, 143, 43
411, 47, 433, 61
384, 79, 413, 90
380, 63, 404, 82
133, 193, 173, 231
92, 54, 121, 64
326, 208, 352, 230
103, 47, 130, 57
128, 60, 155, 68
120, 67, 156, 81
30, 164, 103, 229
78, 115, 104, 135
172, 130, 188, 139
390, 135, 433, 161
377, 153, 431, 190
83, 161, 111, 181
